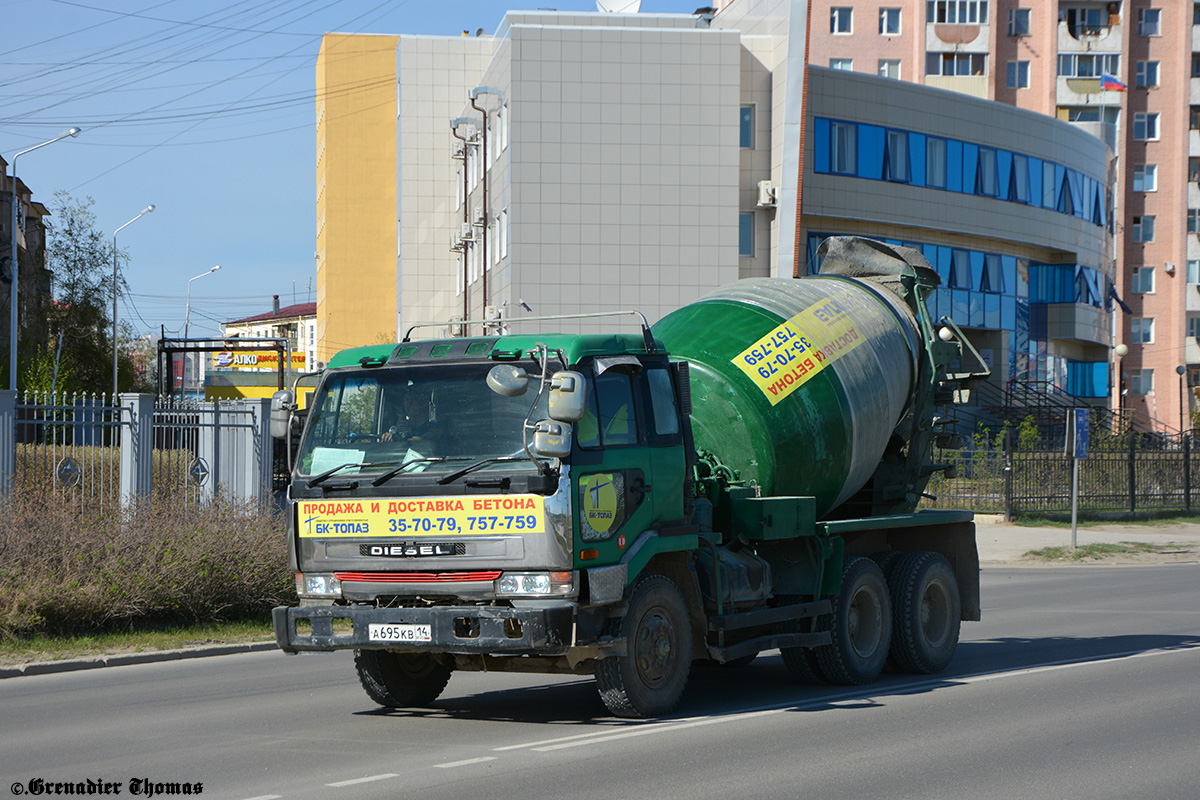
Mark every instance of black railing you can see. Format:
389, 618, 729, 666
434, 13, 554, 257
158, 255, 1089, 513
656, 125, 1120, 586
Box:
924, 430, 1198, 516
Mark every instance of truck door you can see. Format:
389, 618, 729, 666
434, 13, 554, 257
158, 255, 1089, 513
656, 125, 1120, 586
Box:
572, 357, 684, 562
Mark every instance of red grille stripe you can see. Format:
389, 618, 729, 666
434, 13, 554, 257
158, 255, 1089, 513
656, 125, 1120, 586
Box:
334, 571, 502, 583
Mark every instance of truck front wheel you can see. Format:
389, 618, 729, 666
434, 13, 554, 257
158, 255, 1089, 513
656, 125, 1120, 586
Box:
354, 650, 452, 708
888, 551, 961, 674
594, 574, 692, 719
815, 557, 892, 685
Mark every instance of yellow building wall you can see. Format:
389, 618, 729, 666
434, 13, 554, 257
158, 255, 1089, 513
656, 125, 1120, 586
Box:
316, 34, 400, 363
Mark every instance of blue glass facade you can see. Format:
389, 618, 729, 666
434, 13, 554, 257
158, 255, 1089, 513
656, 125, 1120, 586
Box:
807, 233, 1111, 398
812, 117, 1111, 231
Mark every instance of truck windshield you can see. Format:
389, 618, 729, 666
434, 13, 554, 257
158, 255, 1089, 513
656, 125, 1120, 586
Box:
297, 363, 548, 478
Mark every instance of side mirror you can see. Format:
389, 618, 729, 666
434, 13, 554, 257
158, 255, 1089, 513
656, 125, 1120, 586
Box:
532, 420, 572, 458
548, 370, 587, 422
270, 389, 295, 439
487, 364, 530, 397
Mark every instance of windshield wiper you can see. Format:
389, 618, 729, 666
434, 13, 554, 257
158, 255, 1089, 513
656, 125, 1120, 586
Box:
370, 456, 470, 487
307, 460, 402, 488
437, 455, 529, 485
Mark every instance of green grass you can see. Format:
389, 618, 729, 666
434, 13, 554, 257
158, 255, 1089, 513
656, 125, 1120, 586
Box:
1023, 541, 1180, 562
0, 619, 274, 666
1013, 513, 1200, 529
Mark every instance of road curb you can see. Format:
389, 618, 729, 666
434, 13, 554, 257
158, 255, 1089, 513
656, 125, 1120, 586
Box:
0, 641, 278, 679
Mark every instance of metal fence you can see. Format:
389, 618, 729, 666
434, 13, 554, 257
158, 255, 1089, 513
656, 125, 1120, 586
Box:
924, 430, 1198, 516
0, 391, 274, 509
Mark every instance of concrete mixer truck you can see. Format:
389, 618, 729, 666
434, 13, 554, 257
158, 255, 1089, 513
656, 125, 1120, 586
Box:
271, 236, 986, 718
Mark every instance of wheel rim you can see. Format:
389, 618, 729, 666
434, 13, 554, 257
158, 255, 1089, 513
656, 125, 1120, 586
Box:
847, 585, 884, 659
635, 607, 677, 687
920, 578, 952, 648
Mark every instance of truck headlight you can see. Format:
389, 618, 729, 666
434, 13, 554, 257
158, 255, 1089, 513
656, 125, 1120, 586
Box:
495, 571, 575, 597
296, 572, 342, 599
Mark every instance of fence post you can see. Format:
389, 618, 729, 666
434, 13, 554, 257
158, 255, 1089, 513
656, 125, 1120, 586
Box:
119, 393, 154, 509
0, 390, 14, 497
197, 401, 219, 505
1185, 435, 1191, 513
1003, 428, 1014, 521
1127, 432, 1136, 513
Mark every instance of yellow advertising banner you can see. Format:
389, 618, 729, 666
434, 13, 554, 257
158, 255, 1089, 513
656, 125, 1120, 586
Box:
211, 350, 306, 370
297, 495, 545, 538
731, 290, 867, 406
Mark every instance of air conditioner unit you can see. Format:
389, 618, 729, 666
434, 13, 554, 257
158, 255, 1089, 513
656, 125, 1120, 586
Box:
757, 180, 777, 207
472, 206, 485, 226
451, 142, 465, 160
460, 222, 475, 241
450, 233, 464, 253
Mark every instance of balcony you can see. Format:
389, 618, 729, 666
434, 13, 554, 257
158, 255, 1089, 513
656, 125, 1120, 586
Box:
1045, 303, 1108, 346
1058, 19, 1122, 51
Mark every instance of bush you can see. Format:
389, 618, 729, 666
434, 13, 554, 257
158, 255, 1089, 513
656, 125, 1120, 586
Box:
0, 497, 294, 638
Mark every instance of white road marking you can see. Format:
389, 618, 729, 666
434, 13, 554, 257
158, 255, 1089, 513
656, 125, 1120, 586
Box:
510, 643, 1200, 753
326, 773, 399, 787
435, 757, 497, 768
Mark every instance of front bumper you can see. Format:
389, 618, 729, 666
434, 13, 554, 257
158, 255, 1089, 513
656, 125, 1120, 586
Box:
273, 602, 575, 655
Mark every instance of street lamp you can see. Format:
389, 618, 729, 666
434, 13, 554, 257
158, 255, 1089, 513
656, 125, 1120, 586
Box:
7, 126, 82, 391
1114, 343, 1128, 426
1177, 365, 1188, 435
183, 265, 220, 396
111, 204, 155, 398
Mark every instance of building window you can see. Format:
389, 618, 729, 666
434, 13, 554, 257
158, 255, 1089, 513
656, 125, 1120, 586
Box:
1192, 159, 1200, 183
880, 8, 901, 34
1131, 267, 1155, 294
1195, 3, 1200, 25
1010, 153, 1030, 202
830, 121, 857, 175
926, 137, 947, 188
1133, 164, 1157, 192
831, 7, 852, 34
1007, 60, 1029, 89
1131, 318, 1154, 344
1133, 112, 1160, 141
926, 52, 987, 76
1066, 7, 1103, 37
1192, 107, 1200, 130
1190, 260, 1200, 284
884, 129, 910, 182
1008, 8, 1030, 35
1057, 53, 1120, 78
879, 60, 901, 79
982, 253, 1004, 293
1190, 317, 1200, 338
830, 58, 853, 71
1130, 369, 1154, 395
740, 106, 755, 149
1136, 61, 1159, 88
1193, 55, 1200, 79
1133, 215, 1155, 243
976, 147, 999, 196
927, 1, 988, 24
1138, 8, 1161, 36
1190, 209, 1200, 234
739, 213, 755, 257
499, 209, 508, 259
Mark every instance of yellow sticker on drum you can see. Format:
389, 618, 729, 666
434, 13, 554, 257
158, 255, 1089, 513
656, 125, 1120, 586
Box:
731, 293, 867, 406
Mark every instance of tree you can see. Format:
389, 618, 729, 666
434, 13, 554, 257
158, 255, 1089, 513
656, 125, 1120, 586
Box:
21, 192, 136, 396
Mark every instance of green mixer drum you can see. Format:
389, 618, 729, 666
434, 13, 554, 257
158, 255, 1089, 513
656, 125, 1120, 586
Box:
652, 275, 922, 519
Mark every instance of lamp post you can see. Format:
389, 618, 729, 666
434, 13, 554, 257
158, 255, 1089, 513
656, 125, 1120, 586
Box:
183, 265, 220, 396
111, 205, 155, 398
1177, 365, 1188, 435
7, 126, 82, 391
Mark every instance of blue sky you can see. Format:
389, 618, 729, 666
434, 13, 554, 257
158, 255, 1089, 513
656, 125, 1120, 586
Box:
1, 0, 693, 338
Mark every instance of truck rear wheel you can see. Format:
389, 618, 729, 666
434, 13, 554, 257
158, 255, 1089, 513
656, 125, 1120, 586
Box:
594, 574, 692, 719
888, 551, 960, 674
354, 650, 452, 708
815, 557, 891, 685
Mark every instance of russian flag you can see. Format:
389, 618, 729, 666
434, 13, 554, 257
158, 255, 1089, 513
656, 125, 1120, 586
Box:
1101, 73, 1127, 92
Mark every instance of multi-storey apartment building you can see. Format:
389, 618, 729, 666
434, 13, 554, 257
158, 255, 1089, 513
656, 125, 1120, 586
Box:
802, 0, 1194, 430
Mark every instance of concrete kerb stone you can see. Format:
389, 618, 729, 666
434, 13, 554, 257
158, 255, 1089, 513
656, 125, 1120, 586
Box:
0, 641, 277, 679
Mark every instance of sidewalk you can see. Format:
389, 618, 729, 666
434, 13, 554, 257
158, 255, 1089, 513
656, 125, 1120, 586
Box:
975, 515, 1200, 564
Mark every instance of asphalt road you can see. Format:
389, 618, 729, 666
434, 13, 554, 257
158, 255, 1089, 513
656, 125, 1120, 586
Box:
2, 565, 1198, 800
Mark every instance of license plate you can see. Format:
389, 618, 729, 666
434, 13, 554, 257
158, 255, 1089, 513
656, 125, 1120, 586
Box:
368, 623, 432, 643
